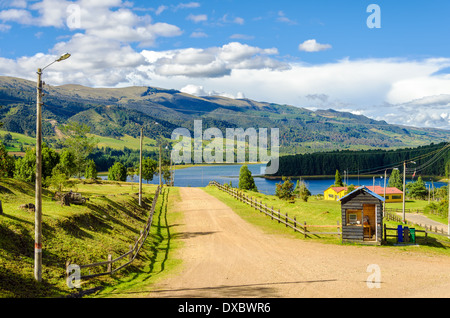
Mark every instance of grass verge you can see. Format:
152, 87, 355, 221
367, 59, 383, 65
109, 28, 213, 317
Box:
0, 178, 176, 298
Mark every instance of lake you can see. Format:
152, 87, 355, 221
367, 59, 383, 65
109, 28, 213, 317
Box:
102, 163, 447, 196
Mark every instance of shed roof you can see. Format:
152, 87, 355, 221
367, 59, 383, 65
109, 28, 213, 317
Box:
338, 186, 385, 203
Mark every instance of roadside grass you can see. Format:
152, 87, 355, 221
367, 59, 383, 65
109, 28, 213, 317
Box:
204, 185, 450, 256
92, 187, 185, 298
203, 185, 342, 245
0, 178, 166, 298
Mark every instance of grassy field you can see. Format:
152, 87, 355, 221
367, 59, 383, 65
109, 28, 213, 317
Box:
204, 185, 450, 256
0, 178, 173, 298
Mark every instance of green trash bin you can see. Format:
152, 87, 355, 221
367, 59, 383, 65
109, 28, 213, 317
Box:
410, 228, 416, 243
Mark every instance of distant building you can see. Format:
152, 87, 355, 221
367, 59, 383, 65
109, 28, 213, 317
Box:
324, 185, 403, 203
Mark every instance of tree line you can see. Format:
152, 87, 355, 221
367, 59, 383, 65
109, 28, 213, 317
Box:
269, 142, 450, 177
0, 121, 173, 191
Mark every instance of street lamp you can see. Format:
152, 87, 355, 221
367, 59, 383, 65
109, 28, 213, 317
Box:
402, 160, 416, 224
35, 53, 71, 282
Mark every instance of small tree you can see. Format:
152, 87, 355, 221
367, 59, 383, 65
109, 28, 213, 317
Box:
334, 170, 343, 187
0, 141, 15, 178
59, 149, 77, 178
238, 165, 258, 192
388, 169, 403, 191
406, 176, 427, 199
108, 162, 127, 182
142, 157, 158, 184
294, 179, 311, 202
47, 164, 70, 192
275, 177, 295, 200
84, 159, 98, 180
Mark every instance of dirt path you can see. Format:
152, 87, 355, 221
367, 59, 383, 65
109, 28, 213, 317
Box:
147, 187, 450, 298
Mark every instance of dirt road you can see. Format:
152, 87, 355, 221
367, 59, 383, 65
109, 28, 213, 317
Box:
147, 187, 450, 298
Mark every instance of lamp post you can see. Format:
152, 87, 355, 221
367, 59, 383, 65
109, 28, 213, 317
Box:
402, 160, 416, 224
35, 53, 71, 282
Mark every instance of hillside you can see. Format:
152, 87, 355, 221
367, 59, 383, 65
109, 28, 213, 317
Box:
0, 76, 449, 155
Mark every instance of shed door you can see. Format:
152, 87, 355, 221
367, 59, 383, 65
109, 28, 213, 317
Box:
363, 204, 375, 240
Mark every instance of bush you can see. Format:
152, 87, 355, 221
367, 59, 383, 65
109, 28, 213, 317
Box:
275, 177, 295, 200
108, 162, 127, 182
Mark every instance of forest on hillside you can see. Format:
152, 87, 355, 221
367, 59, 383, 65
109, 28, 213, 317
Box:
269, 142, 450, 177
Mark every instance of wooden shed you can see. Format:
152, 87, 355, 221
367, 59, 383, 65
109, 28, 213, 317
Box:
339, 186, 385, 245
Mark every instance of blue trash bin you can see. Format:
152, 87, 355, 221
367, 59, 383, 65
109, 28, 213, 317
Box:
397, 225, 403, 243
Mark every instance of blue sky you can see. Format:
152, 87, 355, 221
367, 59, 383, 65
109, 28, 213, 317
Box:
0, 0, 449, 129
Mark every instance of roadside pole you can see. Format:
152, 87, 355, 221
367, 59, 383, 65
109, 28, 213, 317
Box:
139, 127, 143, 206
402, 161, 406, 223
35, 68, 43, 282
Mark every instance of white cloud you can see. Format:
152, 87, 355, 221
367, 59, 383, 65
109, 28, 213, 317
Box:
298, 39, 332, 52
174, 2, 201, 10
190, 31, 207, 38
141, 42, 288, 78
0, 0, 183, 46
186, 13, 207, 23
277, 11, 296, 25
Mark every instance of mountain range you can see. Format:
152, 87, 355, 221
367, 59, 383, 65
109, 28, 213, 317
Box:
0, 76, 449, 155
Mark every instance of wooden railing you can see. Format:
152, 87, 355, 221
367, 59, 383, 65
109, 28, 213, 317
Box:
66, 186, 162, 280
385, 211, 448, 236
209, 181, 341, 238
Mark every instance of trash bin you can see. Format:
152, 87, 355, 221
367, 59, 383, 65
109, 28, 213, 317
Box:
410, 228, 416, 243
403, 227, 410, 243
397, 225, 403, 243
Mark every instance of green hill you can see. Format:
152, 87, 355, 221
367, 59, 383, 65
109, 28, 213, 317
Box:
0, 76, 449, 155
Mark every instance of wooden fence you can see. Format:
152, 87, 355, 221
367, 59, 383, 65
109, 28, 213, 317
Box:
209, 181, 341, 238
385, 211, 448, 236
383, 224, 428, 244
386, 207, 448, 218
66, 186, 162, 280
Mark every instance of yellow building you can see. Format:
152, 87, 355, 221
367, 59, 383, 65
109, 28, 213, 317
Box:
324, 187, 347, 201
324, 186, 403, 203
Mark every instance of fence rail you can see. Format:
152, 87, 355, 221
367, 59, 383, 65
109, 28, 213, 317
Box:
66, 186, 162, 280
385, 211, 448, 236
209, 181, 340, 238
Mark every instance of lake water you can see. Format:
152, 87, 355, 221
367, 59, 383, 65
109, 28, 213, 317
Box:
103, 163, 447, 196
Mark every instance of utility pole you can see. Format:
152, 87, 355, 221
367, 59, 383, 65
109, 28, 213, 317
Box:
35, 68, 43, 282
34, 53, 70, 282
139, 127, 143, 206
383, 170, 387, 217
402, 161, 406, 224
447, 162, 449, 238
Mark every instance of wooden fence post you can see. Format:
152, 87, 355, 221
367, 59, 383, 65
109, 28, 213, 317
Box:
107, 254, 112, 273
285, 212, 288, 227
304, 222, 307, 238
294, 216, 297, 231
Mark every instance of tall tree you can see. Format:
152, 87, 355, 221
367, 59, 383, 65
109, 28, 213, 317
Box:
334, 170, 343, 187
388, 169, 403, 191
61, 121, 97, 178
